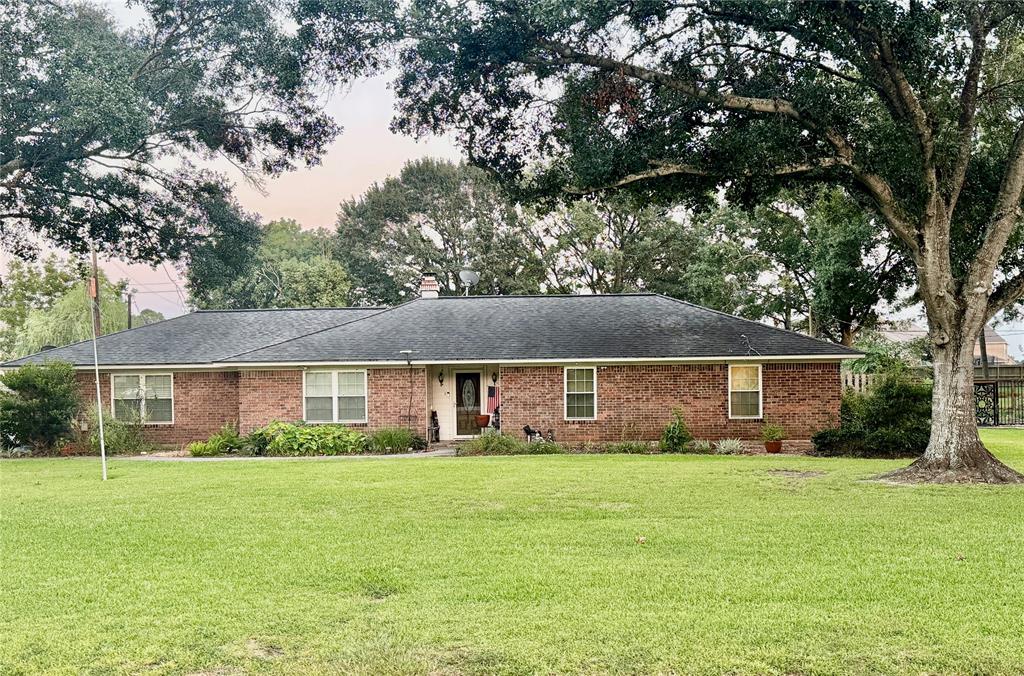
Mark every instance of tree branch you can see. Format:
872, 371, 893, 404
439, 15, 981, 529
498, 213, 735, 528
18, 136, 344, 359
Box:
564, 157, 844, 193
989, 272, 1024, 317
947, 8, 988, 216
533, 38, 920, 256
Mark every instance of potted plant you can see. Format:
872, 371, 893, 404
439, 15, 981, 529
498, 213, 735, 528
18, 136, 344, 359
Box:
475, 413, 491, 428
761, 423, 785, 454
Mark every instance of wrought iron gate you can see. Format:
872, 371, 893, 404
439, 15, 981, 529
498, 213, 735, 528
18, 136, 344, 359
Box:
975, 380, 1024, 426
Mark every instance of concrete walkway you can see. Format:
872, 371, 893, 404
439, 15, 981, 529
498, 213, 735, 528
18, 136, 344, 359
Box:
127, 448, 458, 462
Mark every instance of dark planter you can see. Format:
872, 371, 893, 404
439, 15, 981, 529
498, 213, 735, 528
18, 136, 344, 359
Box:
764, 440, 783, 454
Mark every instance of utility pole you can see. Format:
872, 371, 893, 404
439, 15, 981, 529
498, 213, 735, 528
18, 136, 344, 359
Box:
89, 246, 102, 337
126, 289, 134, 329
87, 241, 108, 481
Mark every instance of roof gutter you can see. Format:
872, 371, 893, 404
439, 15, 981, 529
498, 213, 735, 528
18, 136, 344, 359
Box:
36, 352, 862, 371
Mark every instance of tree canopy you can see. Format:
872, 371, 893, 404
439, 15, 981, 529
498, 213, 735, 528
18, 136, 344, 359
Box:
1, 0, 336, 262
742, 188, 911, 345
337, 158, 546, 304
0, 256, 82, 358
186, 217, 351, 309
530, 196, 763, 314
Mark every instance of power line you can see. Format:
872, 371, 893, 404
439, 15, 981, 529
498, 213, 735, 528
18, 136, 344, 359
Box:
104, 257, 187, 311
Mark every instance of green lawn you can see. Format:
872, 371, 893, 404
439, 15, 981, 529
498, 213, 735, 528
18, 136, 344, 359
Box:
2, 429, 1024, 675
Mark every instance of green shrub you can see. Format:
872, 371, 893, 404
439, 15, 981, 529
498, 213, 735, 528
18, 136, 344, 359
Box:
367, 427, 424, 454
526, 440, 565, 455
690, 439, 714, 454
714, 438, 745, 455
244, 423, 278, 456
605, 440, 653, 454
761, 423, 785, 442
659, 409, 693, 453
458, 435, 564, 456
812, 374, 932, 458
252, 422, 367, 456
0, 362, 81, 453
188, 424, 245, 457
87, 405, 150, 455
459, 434, 526, 456
562, 441, 605, 454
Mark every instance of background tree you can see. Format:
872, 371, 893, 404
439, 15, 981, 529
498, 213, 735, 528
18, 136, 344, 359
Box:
186, 218, 350, 309
0, 256, 82, 359
744, 188, 911, 345
1, 0, 336, 263
531, 196, 764, 312
12, 274, 164, 358
336, 158, 545, 304
302, 0, 1024, 482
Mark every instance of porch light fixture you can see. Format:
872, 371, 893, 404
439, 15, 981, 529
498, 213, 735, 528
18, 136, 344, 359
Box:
438, 371, 445, 386
491, 372, 498, 384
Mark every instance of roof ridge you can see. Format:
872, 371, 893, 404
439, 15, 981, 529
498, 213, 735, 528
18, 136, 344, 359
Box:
430, 293, 658, 299
214, 304, 401, 362
653, 294, 861, 354
195, 306, 386, 313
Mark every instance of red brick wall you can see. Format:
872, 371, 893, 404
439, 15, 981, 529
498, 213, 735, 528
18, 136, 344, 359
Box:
75, 371, 239, 448
75, 362, 837, 450
499, 362, 841, 444
237, 368, 428, 435
367, 367, 428, 437
237, 370, 304, 433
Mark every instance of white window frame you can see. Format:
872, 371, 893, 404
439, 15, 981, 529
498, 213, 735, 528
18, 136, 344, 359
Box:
109, 373, 174, 425
303, 369, 368, 424
728, 364, 763, 420
564, 366, 597, 421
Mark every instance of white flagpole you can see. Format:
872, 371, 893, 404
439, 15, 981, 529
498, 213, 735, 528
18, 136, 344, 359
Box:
88, 243, 108, 481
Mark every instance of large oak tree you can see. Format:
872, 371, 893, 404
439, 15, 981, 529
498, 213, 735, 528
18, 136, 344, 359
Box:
300, 0, 1024, 482
1, 0, 336, 263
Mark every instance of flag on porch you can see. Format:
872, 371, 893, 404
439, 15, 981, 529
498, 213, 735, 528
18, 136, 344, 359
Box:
486, 385, 501, 413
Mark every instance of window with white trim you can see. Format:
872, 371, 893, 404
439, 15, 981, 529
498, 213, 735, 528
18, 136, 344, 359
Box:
564, 367, 597, 420
728, 365, 762, 419
111, 374, 173, 423
304, 370, 367, 423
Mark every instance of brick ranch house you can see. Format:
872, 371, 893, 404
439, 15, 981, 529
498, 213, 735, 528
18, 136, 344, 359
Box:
4, 276, 859, 450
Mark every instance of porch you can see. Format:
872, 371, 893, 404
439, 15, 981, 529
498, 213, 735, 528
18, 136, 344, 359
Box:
426, 364, 501, 441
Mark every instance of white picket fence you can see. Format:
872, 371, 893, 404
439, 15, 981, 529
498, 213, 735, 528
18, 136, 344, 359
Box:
842, 372, 877, 393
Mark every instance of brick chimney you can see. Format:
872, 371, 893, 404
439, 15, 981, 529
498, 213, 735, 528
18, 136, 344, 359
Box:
419, 273, 440, 299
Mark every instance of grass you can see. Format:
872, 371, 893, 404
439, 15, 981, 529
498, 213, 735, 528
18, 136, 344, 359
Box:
2, 429, 1023, 675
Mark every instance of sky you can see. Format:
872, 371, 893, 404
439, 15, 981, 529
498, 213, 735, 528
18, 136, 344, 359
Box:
4, 1, 1022, 359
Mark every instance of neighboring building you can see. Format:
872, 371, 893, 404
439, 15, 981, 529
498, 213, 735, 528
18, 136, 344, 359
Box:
3, 276, 859, 450
879, 321, 1016, 366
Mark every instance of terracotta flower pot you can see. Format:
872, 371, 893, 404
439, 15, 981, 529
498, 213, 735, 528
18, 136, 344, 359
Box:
764, 440, 783, 454
475, 414, 491, 428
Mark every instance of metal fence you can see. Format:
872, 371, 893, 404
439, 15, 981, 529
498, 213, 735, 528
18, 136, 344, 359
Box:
976, 380, 1024, 427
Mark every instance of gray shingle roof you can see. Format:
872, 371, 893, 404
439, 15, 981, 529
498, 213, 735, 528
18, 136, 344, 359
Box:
3, 307, 385, 367
232, 294, 859, 363
3, 294, 859, 368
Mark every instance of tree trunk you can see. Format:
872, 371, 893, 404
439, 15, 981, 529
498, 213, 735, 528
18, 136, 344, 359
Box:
881, 325, 1024, 484
840, 325, 856, 347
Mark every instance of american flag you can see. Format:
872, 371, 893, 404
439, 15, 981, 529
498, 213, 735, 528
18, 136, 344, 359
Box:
486, 385, 501, 413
